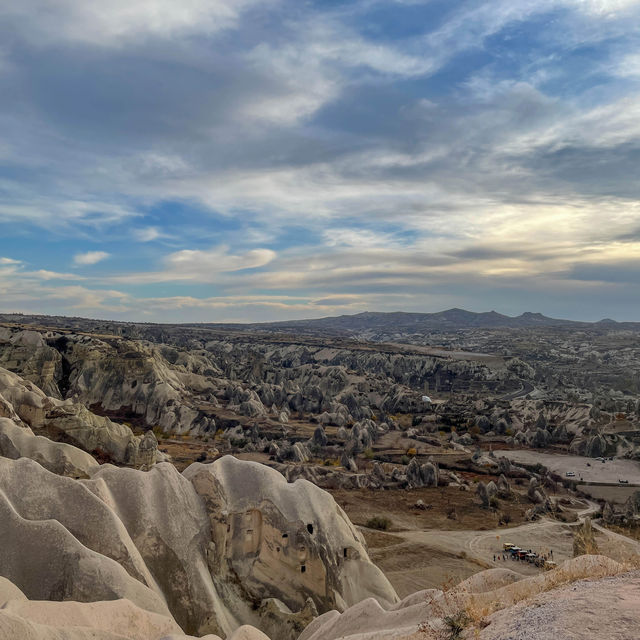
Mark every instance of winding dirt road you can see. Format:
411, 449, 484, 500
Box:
391, 499, 639, 586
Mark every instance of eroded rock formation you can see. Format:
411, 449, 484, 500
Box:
0, 454, 397, 639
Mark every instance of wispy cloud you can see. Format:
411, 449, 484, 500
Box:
110, 245, 277, 283
0, 0, 271, 47
133, 226, 166, 242
73, 251, 111, 266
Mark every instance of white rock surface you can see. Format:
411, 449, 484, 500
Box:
0, 417, 98, 477
0, 454, 397, 639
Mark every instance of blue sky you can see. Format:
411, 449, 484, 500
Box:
1, 0, 640, 322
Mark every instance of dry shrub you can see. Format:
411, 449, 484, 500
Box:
426, 555, 627, 638
573, 517, 599, 557
366, 516, 392, 531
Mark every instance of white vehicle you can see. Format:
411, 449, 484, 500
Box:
566, 471, 576, 477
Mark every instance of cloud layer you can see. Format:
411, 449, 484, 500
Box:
1, 0, 639, 322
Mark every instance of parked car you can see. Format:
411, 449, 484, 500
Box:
566, 471, 576, 477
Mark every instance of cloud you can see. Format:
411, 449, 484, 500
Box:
0, 0, 640, 321
570, 0, 640, 16
110, 245, 277, 283
166, 246, 276, 274
133, 226, 165, 242
73, 251, 111, 266
0, 0, 269, 47
28, 269, 86, 281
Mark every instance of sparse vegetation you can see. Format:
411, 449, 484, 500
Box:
152, 425, 168, 439
366, 516, 392, 531
442, 610, 470, 639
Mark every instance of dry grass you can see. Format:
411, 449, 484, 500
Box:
572, 518, 599, 557
416, 555, 630, 639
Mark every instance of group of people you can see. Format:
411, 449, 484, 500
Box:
492, 549, 554, 563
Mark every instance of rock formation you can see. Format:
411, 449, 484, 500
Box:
0, 417, 98, 477
0, 367, 157, 468
298, 556, 625, 640
0, 454, 397, 639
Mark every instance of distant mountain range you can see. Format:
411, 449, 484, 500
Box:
211, 308, 639, 336
1, 308, 638, 338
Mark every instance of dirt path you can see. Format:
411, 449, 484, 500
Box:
381, 499, 640, 592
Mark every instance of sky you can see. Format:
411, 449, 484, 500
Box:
1, 0, 640, 323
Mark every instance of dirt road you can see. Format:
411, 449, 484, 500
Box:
368, 499, 640, 596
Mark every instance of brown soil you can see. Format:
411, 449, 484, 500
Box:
329, 486, 530, 532
158, 438, 217, 471
361, 529, 404, 549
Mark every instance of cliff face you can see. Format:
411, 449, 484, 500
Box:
0, 453, 397, 640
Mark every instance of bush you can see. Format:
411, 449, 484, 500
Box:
364, 448, 374, 460
499, 511, 512, 525
366, 516, 392, 531
489, 495, 500, 510
401, 455, 410, 465
407, 447, 417, 456
443, 611, 470, 639
152, 425, 167, 439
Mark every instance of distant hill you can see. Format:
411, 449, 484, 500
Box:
1, 309, 638, 339
210, 308, 635, 336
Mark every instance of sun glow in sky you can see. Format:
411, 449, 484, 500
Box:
1, 0, 640, 322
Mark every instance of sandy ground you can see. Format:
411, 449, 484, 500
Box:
500, 450, 640, 485
362, 531, 489, 597
359, 496, 640, 598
